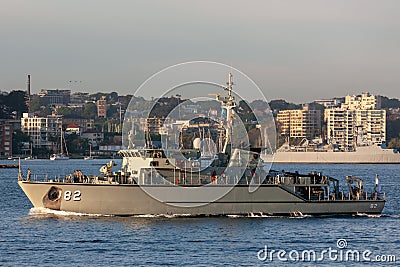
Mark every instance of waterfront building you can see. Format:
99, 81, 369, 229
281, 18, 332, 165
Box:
20, 113, 62, 150
314, 98, 343, 108
145, 117, 165, 135
70, 92, 89, 105
325, 92, 386, 150
81, 130, 104, 147
65, 124, 82, 135
97, 96, 107, 118
63, 118, 94, 132
355, 109, 386, 145
0, 120, 12, 156
342, 92, 381, 110
38, 89, 71, 106
325, 109, 355, 151
276, 105, 321, 139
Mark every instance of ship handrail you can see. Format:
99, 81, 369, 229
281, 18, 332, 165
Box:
17, 172, 333, 187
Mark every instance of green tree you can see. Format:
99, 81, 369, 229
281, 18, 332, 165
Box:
56, 107, 82, 118
38, 106, 53, 117
0, 96, 9, 119
65, 133, 86, 154
269, 99, 301, 112
387, 119, 400, 140
381, 96, 400, 109
30, 95, 46, 112
12, 129, 30, 155
119, 94, 132, 107
388, 138, 400, 150
82, 102, 97, 119
89, 93, 106, 101
56, 107, 73, 117
6, 90, 28, 114
0, 90, 28, 118
107, 105, 119, 119
250, 99, 268, 111
108, 92, 119, 102
236, 100, 257, 123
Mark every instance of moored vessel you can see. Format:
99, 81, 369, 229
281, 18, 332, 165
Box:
262, 143, 400, 164
50, 126, 69, 160
83, 144, 94, 160
50, 154, 70, 160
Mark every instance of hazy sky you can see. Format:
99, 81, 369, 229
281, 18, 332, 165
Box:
1, 0, 399, 102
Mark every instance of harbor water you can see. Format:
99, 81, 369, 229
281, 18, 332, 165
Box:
0, 159, 399, 266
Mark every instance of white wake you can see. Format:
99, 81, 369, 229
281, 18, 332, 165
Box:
29, 207, 109, 217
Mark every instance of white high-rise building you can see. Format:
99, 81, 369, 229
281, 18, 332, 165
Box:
355, 109, 386, 145
325, 109, 355, 151
277, 105, 321, 139
342, 92, 381, 110
325, 92, 386, 151
21, 113, 62, 150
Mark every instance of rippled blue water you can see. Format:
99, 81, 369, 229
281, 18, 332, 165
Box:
0, 159, 399, 266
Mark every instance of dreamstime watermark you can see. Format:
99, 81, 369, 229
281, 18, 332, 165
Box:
257, 239, 397, 263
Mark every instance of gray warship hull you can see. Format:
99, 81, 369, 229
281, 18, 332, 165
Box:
18, 181, 385, 216
263, 145, 400, 164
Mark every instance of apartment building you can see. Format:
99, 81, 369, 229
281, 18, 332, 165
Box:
342, 92, 381, 110
70, 92, 89, 105
0, 120, 12, 156
38, 89, 71, 106
81, 130, 104, 147
355, 109, 386, 145
325, 92, 385, 150
314, 98, 343, 108
63, 118, 94, 132
277, 105, 321, 139
21, 113, 62, 150
325, 109, 355, 151
97, 96, 107, 118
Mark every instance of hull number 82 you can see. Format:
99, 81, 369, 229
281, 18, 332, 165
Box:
64, 190, 81, 201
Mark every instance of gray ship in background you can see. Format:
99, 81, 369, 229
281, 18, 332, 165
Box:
262, 138, 400, 164
268, 91, 400, 164
18, 74, 386, 216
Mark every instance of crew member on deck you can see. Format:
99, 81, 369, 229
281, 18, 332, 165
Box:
27, 168, 31, 181
211, 170, 217, 184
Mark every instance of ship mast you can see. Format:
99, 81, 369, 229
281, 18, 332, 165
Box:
60, 124, 64, 155
215, 73, 237, 153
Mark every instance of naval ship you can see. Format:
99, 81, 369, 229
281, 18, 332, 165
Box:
18, 74, 386, 216
262, 140, 400, 164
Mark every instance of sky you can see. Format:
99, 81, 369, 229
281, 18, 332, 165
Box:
1, 0, 399, 103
